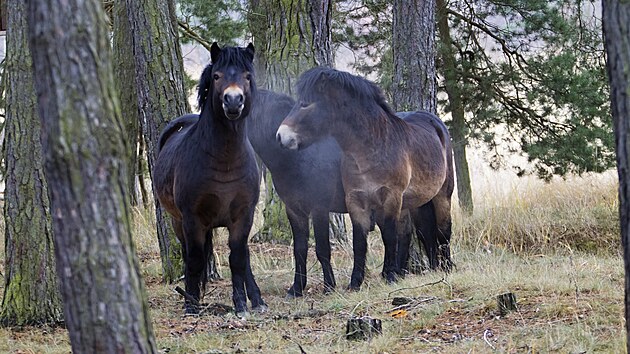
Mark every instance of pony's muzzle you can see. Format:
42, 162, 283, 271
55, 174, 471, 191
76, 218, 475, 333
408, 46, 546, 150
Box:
223, 92, 244, 120
276, 124, 299, 150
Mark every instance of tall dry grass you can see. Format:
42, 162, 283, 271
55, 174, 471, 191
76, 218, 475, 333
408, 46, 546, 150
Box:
455, 149, 619, 254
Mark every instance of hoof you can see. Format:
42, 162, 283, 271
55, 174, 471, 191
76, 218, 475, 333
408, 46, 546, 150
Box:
286, 287, 304, 299
236, 311, 250, 318
382, 272, 398, 284
252, 304, 269, 313
347, 284, 361, 292
323, 284, 335, 295
184, 304, 200, 315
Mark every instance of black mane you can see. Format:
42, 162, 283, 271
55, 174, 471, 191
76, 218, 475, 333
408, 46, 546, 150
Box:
296, 67, 397, 117
197, 46, 257, 112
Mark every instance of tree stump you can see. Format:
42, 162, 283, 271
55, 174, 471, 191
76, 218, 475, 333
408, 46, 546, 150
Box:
346, 316, 382, 340
497, 292, 517, 315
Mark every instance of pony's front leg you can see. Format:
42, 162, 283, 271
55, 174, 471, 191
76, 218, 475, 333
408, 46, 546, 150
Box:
286, 208, 310, 298
313, 210, 336, 293
348, 219, 369, 290
396, 210, 414, 275
228, 214, 265, 314
182, 216, 207, 314
346, 191, 371, 291
378, 217, 400, 283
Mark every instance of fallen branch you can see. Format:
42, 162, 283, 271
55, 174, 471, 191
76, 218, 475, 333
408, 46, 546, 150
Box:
175, 286, 200, 306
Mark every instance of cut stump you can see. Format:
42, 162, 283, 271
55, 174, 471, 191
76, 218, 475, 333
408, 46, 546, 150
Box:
346, 316, 382, 340
497, 292, 517, 315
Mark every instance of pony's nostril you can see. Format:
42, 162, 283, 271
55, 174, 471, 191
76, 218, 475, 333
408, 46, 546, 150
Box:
276, 133, 281, 142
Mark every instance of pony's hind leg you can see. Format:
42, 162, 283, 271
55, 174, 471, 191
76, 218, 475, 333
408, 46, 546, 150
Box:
313, 210, 336, 293
413, 202, 439, 270
286, 208, 310, 298
432, 196, 454, 272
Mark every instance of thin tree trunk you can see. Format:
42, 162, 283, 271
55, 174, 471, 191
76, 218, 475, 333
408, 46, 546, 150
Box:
1, 0, 62, 326
602, 0, 630, 350
436, 0, 474, 215
392, 0, 437, 113
113, 0, 140, 207
123, 0, 190, 283
27, 0, 156, 350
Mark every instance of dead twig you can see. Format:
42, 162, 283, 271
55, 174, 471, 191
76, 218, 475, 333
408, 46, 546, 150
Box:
387, 278, 447, 297
483, 329, 496, 350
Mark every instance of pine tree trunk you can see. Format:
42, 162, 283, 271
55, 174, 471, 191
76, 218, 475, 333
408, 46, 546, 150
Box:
602, 1, 630, 350
249, 0, 346, 242
113, 0, 140, 207
26, 0, 157, 351
123, 0, 190, 283
248, 0, 314, 241
307, 0, 334, 67
0, 0, 62, 326
392, 0, 436, 270
392, 0, 437, 113
436, 0, 474, 215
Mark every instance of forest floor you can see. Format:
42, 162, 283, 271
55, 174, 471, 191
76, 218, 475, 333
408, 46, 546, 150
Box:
0, 167, 625, 353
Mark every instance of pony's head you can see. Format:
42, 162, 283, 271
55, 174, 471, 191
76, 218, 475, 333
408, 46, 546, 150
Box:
277, 67, 392, 150
197, 43, 256, 120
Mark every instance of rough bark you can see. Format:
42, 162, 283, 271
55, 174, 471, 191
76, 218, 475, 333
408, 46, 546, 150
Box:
307, 0, 334, 67
248, 0, 312, 95
436, 0, 473, 215
26, 0, 157, 351
392, 0, 437, 113
305, 0, 346, 241
602, 0, 630, 351
0, 0, 62, 326
123, 0, 190, 283
113, 0, 140, 207
249, 0, 346, 243
391, 0, 436, 270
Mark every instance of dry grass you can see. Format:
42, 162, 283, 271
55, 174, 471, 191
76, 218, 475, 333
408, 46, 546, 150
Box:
0, 163, 624, 353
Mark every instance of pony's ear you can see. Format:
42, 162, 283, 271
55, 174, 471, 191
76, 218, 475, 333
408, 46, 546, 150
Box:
210, 42, 221, 64
244, 43, 255, 62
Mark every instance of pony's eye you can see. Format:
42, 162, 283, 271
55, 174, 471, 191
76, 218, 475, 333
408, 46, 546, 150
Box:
300, 102, 310, 108
245, 74, 252, 81
213, 74, 220, 81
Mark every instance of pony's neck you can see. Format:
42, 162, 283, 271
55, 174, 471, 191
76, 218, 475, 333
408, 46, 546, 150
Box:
330, 104, 404, 157
194, 106, 249, 155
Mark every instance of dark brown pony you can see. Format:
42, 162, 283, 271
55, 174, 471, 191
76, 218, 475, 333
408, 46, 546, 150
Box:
153, 43, 265, 314
277, 67, 454, 290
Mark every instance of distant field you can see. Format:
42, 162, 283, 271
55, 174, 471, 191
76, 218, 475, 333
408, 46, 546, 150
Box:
0, 158, 624, 353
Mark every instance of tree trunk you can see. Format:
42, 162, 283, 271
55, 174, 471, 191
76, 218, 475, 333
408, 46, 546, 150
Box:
436, 0, 474, 215
249, 0, 346, 243
602, 0, 630, 351
0, 0, 62, 326
392, 0, 436, 271
26, 0, 157, 351
123, 0, 190, 283
392, 0, 437, 113
307, 0, 334, 67
113, 0, 140, 207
